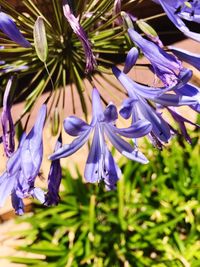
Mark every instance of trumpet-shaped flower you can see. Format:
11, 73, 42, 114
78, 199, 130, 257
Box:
128, 28, 183, 86
1, 77, 15, 157
0, 105, 46, 214
0, 12, 31, 48
153, 0, 200, 42
50, 89, 152, 190
112, 66, 198, 145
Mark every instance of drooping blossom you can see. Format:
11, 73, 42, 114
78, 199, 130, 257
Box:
128, 28, 183, 86
153, 0, 200, 42
0, 12, 31, 48
1, 77, 15, 157
62, 0, 96, 73
0, 105, 47, 215
169, 46, 200, 71
45, 136, 62, 206
50, 88, 152, 190
112, 66, 198, 146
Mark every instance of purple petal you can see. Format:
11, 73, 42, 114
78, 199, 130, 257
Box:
175, 83, 200, 99
45, 136, 62, 206
169, 46, 200, 71
103, 103, 118, 123
103, 147, 121, 191
63, 116, 90, 136
20, 105, 46, 182
84, 126, 102, 183
15, 171, 29, 199
112, 66, 169, 99
1, 77, 15, 157
105, 124, 149, 164
119, 98, 137, 119
6, 133, 26, 175
191, 103, 200, 113
128, 28, 182, 86
0, 174, 15, 207
0, 12, 31, 48
156, 0, 200, 42
92, 88, 104, 120
123, 47, 139, 74
113, 0, 122, 24
110, 119, 152, 138
11, 191, 24, 215
31, 187, 45, 203
49, 128, 91, 160
174, 68, 193, 90
168, 107, 200, 143
0, 171, 8, 185
154, 94, 198, 106
62, 0, 96, 73
137, 99, 171, 143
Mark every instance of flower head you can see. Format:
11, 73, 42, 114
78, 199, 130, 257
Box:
50, 89, 151, 190
0, 105, 47, 215
112, 66, 198, 145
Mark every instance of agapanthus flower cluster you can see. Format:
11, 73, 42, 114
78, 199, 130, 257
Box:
0, 0, 200, 214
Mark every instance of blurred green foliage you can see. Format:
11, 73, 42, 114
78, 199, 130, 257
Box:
10, 135, 200, 267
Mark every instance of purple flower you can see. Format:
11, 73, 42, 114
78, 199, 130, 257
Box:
45, 136, 62, 206
153, 0, 200, 42
112, 66, 198, 145
62, 0, 96, 73
0, 12, 31, 48
1, 77, 15, 157
0, 105, 46, 215
169, 46, 200, 71
50, 88, 152, 190
128, 28, 183, 86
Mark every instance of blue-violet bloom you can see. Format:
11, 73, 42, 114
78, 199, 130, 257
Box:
112, 66, 198, 145
128, 28, 183, 86
50, 88, 152, 190
0, 105, 47, 215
